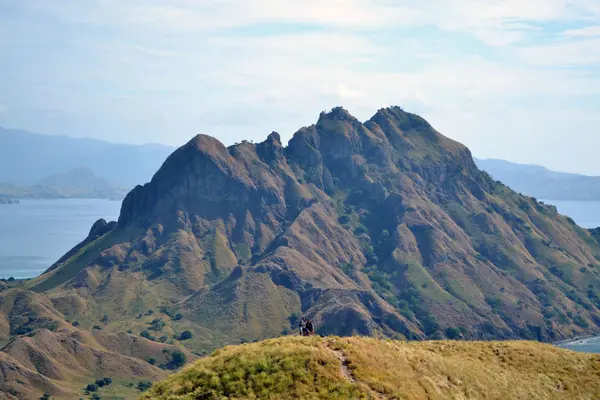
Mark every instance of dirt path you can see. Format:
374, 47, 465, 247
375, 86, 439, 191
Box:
329, 344, 356, 383
325, 340, 387, 399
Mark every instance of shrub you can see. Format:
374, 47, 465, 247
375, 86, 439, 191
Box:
167, 350, 187, 370
179, 331, 193, 341
148, 358, 156, 365
102, 377, 112, 386
39, 393, 51, 400
95, 378, 106, 387
92, 325, 102, 330
445, 327, 462, 339
137, 381, 152, 392
86, 383, 98, 392
149, 318, 166, 331
173, 313, 183, 321
140, 330, 156, 341
71, 321, 80, 327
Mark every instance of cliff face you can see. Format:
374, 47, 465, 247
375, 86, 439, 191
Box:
25, 106, 600, 351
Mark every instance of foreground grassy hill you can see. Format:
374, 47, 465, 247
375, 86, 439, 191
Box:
143, 336, 600, 400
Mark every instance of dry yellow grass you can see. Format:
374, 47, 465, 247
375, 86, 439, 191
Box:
141, 336, 600, 400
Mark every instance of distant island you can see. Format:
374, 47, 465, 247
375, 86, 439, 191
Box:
0, 167, 128, 201
0, 197, 19, 204
0, 125, 173, 188
476, 158, 600, 201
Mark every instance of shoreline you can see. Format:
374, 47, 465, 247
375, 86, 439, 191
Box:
553, 335, 599, 346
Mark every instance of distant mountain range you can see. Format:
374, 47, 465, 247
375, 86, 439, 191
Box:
0, 167, 128, 200
0, 126, 174, 189
476, 158, 600, 201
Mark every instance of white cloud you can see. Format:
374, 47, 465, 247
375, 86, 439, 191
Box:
520, 38, 600, 66
563, 25, 600, 36
337, 84, 366, 99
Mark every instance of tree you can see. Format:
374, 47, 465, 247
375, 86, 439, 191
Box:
148, 357, 156, 365
86, 383, 98, 392
179, 331, 193, 341
137, 381, 152, 392
103, 377, 112, 386
39, 393, 51, 400
445, 327, 462, 340
95, 378, 106, 387
167, 350, 187, 370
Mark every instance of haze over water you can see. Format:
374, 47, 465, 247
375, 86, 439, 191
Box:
0, 199, 121, 279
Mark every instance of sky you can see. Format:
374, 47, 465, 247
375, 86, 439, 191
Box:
1, 0, 599, 174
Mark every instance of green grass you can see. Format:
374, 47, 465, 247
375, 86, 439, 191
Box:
142, 336, 600, 400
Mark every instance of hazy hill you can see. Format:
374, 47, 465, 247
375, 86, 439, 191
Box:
143, 336, 600, 400
476, 158, 600, 201
0, 126, 173, 188
0, 167, 128, 200
19, 106, 600, 355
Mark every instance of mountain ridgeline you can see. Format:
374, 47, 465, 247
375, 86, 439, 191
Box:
19, 107, 600, 350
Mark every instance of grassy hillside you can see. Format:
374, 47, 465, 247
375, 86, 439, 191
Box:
142, 336, 600, 400
22, 106, 600, 355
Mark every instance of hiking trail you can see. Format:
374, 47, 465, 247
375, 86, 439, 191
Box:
325, 339, 387, 399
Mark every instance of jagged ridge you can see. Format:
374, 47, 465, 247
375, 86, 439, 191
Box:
19, 106, 600, 354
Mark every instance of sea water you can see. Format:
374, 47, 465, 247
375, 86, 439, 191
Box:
0, 199, 121, 279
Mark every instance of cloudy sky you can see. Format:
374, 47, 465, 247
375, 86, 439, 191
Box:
1, 0, 599, 174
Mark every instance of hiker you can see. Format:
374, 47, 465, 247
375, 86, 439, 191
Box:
306, 319, 314, 336
299, 317, 307, 336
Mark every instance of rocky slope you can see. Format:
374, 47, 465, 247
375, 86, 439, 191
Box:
143, 336, 600, 400
24, 107, 600, 347
5, 106, 600, 397
0, 287, 196, 399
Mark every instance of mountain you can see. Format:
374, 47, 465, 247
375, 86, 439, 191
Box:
143, 336, 600, 400
476, 158, 600, 201
0, 167, 128, 200
0, 126, 173, 188
23, 106, 600, 344
5, 106, 600, 398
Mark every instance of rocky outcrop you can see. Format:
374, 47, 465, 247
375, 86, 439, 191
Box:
27, 106, 600, 351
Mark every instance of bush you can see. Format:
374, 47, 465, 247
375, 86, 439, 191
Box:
39, 393, 51, 400
167, 350, 187, 370
92, 325, 102, 330
179, 331, 193, 341
148, 358, 156, 365
86, 383, 98, 392
140, 330, 156, 341
445, 327, 462, 339
91, 394, 101, 400
173, 313, 183, 321
149, 318, 166, 331
103, 377, 112, 386
137, 381, 152, 392
95, 378, 106, 387
71, 321, 80, 327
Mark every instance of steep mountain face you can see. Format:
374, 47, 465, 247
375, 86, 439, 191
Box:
22, 107, 600, 355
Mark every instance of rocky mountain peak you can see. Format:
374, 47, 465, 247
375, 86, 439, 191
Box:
31, 105, 600, 355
